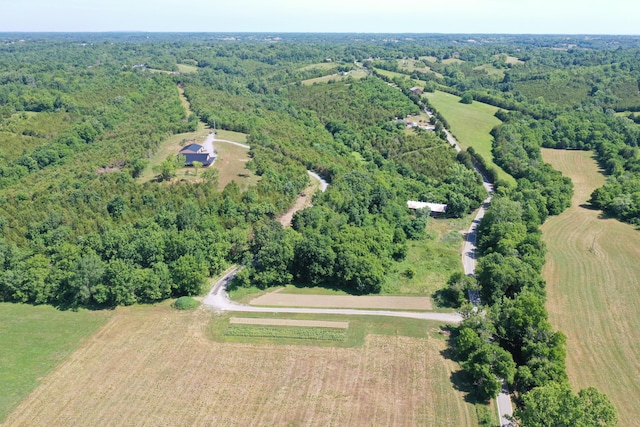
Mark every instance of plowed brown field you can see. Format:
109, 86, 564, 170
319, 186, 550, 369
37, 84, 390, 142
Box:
3, 305, 476, 426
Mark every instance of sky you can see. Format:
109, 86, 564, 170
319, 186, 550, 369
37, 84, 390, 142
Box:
0, 0, 637, 35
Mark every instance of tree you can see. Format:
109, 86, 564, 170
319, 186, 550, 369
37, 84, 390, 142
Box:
153, 155, 184, 182
476, 253, 544, 304
515, 383, 617, 427
67, 251, 106, 306
171, 254, 207, 296
129, 158, 148, 178
192, 160, 203, 176
460, 92, 473, 104
201, 166, 219, 185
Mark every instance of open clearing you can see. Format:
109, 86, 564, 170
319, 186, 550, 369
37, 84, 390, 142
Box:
0, 303, 110, 423
301, 69, 367, 85
140, 88, 257, 190
541, 148, 640, 426
3, 305, 477, 426
276, 171, 321, 227
423, 90, 516, 186
250, 289, 433, 310
211, 138, 259, 190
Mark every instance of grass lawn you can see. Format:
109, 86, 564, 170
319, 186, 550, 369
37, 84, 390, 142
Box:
212, 139, 259, 190
0, 303, 110, 422
209, 311, 440, 347
423, 90, 516, 186
541, 148, 640, 426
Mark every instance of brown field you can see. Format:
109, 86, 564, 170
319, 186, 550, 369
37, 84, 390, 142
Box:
250, 289, 433, 310
212, 140, 259, 190
3, 305, 476, 426
541, 148, 640, 426
229, 317, 349, 328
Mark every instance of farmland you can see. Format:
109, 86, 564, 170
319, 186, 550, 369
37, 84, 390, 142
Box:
0, 303, 110, 422
3, 305, 478, 426
541, 148, 640, 426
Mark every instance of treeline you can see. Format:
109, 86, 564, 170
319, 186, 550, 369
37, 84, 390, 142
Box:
497, 107, 640, 225
442, 115, 616, 424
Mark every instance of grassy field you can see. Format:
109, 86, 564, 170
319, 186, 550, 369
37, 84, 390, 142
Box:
211, 139, 259, 190
177, 63, 198, 73
541, 148, 640, 426
385, 215, 473, 297
301, 69, 367, 85
423, 90, 516, 186
297, 62, 338, 71
3, 305, 478, 426
0, 303, 111, 422
374, 68, 428, 88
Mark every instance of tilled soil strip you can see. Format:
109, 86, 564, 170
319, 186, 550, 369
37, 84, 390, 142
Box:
229, 317, 349, 329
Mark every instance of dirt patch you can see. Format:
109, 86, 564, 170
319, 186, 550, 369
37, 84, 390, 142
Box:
3, 306, 474, 426
277, 172, 322, 227
250, 290, 433, 310
230, 317, 349, 329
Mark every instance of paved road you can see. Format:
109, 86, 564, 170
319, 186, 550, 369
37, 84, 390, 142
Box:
427, 106, 514, 426
202, 132, 252, 152
201, 267, 462, 323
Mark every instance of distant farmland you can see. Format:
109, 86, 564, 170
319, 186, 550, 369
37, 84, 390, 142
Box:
541, 148, 640, 426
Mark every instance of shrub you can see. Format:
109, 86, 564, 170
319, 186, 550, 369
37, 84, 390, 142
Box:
172, 296, 200, 310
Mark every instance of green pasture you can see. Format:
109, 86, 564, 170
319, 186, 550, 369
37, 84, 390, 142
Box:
176, 63, 198, 73
423, 90, 516, 186
0, 303, 110, 422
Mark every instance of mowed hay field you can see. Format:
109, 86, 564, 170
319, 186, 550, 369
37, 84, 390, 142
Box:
541, 148, 640, 426
3, 305, 477, 426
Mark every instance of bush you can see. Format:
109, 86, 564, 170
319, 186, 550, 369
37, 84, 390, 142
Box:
172, 296, 200, 310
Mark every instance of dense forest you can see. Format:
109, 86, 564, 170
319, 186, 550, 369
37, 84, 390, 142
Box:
2, 32, 639, 425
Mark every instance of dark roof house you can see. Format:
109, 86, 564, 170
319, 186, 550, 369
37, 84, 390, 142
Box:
179, 143, 215, 166
409, 87, 424, 95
